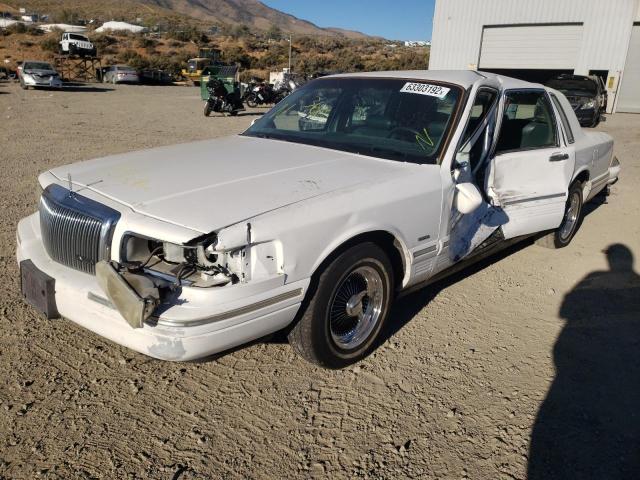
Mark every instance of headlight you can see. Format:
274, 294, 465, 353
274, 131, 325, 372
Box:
22, 74, 35, 85
580, 100, 596, 110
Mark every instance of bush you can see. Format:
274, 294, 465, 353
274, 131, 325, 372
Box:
92, 34, 118, 51
3, 23, 41, 36
137, 36, 157, 50
40, 35, 59, 53
166, 25, 207, 43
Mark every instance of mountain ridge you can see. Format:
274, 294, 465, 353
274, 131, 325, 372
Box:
0, 0, 371, 38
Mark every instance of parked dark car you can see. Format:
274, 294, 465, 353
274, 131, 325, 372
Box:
546, 74, 606, 127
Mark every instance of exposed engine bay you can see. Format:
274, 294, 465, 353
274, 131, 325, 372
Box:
96, 222, 283, 328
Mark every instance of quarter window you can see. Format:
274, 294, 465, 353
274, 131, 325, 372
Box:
496, 91, 558, 153
550, 93, 575, 144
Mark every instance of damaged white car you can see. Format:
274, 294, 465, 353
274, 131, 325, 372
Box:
17, 71, 620, 368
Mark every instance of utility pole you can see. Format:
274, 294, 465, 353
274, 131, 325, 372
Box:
288, 34, 292, 72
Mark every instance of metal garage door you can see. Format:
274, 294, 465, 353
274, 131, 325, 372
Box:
479, 24, 584, 69
617, 25, 640, 113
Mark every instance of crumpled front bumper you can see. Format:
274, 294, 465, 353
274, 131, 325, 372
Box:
16, 212, 307, 361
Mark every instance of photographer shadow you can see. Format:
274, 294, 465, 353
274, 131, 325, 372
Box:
528, 244, 640, 479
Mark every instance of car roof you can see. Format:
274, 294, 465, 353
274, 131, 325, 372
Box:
329, 70, 483, 88
326, 69, 544, 90
22, 60, 53, 66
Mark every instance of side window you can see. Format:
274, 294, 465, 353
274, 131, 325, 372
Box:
550, 93, 575, 144
496, 91, 558, 153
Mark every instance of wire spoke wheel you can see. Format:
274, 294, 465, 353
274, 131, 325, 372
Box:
559, 190, 581, 241
328, 265, 384, 350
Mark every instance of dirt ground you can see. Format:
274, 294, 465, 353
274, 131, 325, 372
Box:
0, 81, 638, 480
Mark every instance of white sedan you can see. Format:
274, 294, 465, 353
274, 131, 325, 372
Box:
17, 71, 620, 368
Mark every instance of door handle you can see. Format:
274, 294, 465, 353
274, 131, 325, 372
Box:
549, 153, 569, 162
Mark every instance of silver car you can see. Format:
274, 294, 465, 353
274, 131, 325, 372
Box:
103, 65, 140, 84
18, 61, 63, 89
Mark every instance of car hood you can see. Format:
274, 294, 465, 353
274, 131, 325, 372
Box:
24, 69, 57, 76
49, 135, 412, 233
560, 90, 596, 99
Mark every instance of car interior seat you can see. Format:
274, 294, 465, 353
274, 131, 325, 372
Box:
521, 103, 553, 148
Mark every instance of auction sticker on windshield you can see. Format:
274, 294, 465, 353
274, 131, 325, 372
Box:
400, 82, 450, 99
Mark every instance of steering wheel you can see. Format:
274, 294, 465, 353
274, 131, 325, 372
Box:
387, 126, 421, 140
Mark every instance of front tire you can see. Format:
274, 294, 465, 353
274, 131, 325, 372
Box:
245, 93, 258, 108
203, 101, 212, 117
288, 242, 394, 369
536, 181, 584, 249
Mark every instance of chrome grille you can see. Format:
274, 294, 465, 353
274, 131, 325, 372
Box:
39, 184, 120, 275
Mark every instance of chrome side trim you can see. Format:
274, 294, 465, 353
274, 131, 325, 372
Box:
503, 192, 566, 206
413, 245, 438, 259
154, 288, 304, 328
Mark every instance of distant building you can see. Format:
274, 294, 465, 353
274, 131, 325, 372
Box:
429, 0, 640, 113
404, 41, 431, 47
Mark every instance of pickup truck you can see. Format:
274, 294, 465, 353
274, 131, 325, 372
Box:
17, 71, 620, 368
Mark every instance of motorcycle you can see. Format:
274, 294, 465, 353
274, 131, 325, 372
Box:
243, 82, 279, 108
204, 78, 244, 117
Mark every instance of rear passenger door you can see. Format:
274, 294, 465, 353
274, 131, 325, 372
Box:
487, 89, 575, 238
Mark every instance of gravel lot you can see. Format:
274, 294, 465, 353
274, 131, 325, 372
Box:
1, 81, 639, 480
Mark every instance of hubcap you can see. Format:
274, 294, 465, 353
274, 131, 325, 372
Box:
559, 191, 581, 241
329, 265, 384, 350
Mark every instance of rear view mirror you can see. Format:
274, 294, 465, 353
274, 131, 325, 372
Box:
455, 182, 483, 214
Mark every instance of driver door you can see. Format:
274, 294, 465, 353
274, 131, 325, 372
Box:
486, 89, 575, 239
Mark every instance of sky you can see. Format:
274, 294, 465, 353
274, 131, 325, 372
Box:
261, 0, 436, 41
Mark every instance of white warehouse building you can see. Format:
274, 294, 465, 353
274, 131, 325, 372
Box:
429, 0, 640, 113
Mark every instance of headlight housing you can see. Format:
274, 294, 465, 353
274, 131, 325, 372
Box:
580, 99, 596, 110
120, 232, 245, 288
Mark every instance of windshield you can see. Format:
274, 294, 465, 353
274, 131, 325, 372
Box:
117, 66, 136, 72
244, 77, 462, 164
69, 34, 88, 41
24, 62, 53, 71
547, 78, 597, 95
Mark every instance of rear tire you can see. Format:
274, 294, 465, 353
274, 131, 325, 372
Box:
288, 242, 394, 369
536, 181, 584, 249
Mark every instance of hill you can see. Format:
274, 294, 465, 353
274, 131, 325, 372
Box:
0, 0, 370, 38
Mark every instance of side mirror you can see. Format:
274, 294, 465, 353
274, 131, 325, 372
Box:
455, 182, 483, 214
